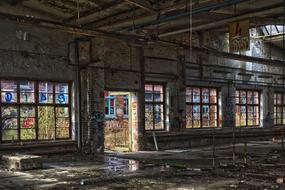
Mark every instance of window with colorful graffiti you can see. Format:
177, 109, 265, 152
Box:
274, 92, 285, 125
186, 87, 219, 128
0, 80, 71, 142
235, 90, 260, 127
105, 94, 129, 118
145, 84, 165, 130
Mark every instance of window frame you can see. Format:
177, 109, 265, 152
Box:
185, 86, 220, 129
274, 92, 285, 126
144, 82, 166, 131
104, 94, 129, 119
235, 89, 260, 127
0, 79, 72, 143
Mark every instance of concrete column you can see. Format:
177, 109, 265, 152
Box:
262, 87, 274, 128
137, 47, 145, 150
87, 66, 105, 154
222, 81, 236, 128
172, 54, 186, 131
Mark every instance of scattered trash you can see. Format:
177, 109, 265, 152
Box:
229, 184, 237, 188
276, 176, 284, 184
80, 179, 87, 186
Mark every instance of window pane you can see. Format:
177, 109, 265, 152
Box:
56, 127, 70, 139
1, 106, 18, 141
240, 91, 246, 104
39, 93, 53, 103
2, 106, 18, 118
145, 92, 153, 102
39, 82, 53, 103
186, 105, 193, 128
39, 82, 53, 93
236, 91, 240, 104
1, 92, 17, 103
154, 104, 164, 130
186, 88, 192, 103
55, 93, 68, 104
145, 104, 153, 130
2, 130, 18, 141
193, 88, 200, 103
145, 84, 153, 92
20, 117, 36, 140
56, 118, 70, 138
253, 91, 259, 104
38, 106, 55, 140
202, 89, 209, 103
154, 85, 163, 102
247, 91, 253, 104
55, 83, 69, 94
1, 80, 17, 91
56, 107, 69, 117
202, 105, 209, 127
236, 105, 241, 126
21, 129, 36, 140
20, 81, 35, 103
210, 89, 217, 103
20, 118, 35, 129
20, 106, 35, 117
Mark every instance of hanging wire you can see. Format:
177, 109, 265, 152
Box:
282, 0, 285, 86
76, 0, 80, 20
189, 0, 193, 66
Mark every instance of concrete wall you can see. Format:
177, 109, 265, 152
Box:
0, 20, 285, 151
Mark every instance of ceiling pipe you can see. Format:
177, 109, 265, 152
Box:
158, 40, 285, 67
0, 12, 146, 44
116, 0, 250, 32
0, 11, 284, 68
159, 4, 285, 37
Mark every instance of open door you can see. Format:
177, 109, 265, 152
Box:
104, 91, 138, 152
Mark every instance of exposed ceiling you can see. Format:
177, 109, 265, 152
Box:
0, 0, 284, 41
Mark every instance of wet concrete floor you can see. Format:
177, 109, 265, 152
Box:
0, 142, 285, 189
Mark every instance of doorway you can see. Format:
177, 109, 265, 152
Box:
104, 91, 138, 152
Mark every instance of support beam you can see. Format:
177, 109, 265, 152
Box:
159, 40, 285, 67
124, 0, 156, 13
115, 0, 250, 32
0, 12, 145, 44
21, 1, 72, 20
159, 4, 284, 37
4, 0, 26, 5
71, 1, 125, 25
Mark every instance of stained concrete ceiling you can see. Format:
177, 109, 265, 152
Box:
0, 0, 284, 40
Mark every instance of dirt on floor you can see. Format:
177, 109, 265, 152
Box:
1, 141, 285, 190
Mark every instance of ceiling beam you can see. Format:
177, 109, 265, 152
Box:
71, 0, 125, 25
159, 40, 285, 67
21, 1, 72, 20
0, 12, 145, 44
124, 0, 156, 13
4, 0, 27, 5
158, 4, 285, 38
115, 0, 250, 32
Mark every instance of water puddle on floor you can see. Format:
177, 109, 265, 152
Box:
104, 156, 140, 172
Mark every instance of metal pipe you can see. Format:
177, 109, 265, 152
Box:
145, 56, 285, 77
117, 0, 250, 32
159, 4, 285, 37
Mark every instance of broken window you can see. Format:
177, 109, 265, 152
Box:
105, 93, 129, 118
235, 90, 260, 127
145, 84, 165, 130
274, 92, 284, 125
0, 80, 71, 142
186, 87, 219, 128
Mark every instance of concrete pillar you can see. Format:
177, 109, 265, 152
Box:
137, 47, 145, 150
87, 66, 105, 154
172, 54, 186, 131
262, 87, 274, 128
222, 81, 236, 128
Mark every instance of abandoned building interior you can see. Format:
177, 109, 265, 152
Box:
1, 0, 285, 189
